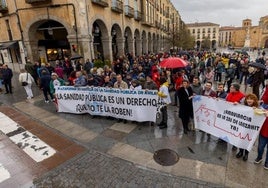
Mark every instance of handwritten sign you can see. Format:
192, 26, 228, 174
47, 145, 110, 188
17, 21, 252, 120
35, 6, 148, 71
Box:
193, 96, 266, 151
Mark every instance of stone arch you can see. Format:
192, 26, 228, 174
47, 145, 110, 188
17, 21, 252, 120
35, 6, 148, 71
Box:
262, 37, 268, 48
92, 19, 109, 60
148, 32, 152, 53
111, 23, 123, 59
142, 30, 147, 54
24, 15, 73, 62
152, 33, 156, 53
134, 29, 141, 56
124, 26, 133, 54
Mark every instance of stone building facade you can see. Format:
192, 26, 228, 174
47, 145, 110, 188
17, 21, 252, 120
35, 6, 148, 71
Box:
186, 22, 220, 50
0, 0, 180, 72
219, 16, 268, 49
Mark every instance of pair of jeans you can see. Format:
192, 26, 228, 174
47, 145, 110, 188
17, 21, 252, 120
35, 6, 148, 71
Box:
257, 134, 268, 163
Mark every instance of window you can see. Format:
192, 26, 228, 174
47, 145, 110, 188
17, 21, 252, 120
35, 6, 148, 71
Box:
197, 29, 200, 33
202, 28, 205, 33
192, 29, 195, 34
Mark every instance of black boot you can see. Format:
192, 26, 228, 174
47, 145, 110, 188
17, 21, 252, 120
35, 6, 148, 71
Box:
236, 150, 243, 158
243, 151, 249, 161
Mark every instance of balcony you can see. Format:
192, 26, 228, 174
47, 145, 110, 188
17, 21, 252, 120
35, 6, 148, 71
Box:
134, 10, 142, 21
111, 0, 123, 13
141, 18, 154, 27
125, 5, 134, 18
25, 0, 51, 4
0, 4, 8, 13
91, 0, 108, 7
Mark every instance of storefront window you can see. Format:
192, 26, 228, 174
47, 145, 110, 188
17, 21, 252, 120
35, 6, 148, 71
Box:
46, 48, 70, 61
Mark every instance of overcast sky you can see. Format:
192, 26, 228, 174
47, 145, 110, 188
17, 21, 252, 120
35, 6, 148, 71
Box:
170, 0, 268, 27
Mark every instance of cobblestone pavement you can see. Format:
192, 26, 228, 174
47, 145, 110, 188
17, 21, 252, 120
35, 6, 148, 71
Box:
33, 150, 221, 188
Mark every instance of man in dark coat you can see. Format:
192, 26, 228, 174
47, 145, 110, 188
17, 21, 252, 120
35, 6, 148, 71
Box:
40, 70, 54, 103
178, 79, 193, 134
2, 64, 13, 94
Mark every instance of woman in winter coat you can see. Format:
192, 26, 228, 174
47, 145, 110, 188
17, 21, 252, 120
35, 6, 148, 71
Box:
19, 69, 35, 99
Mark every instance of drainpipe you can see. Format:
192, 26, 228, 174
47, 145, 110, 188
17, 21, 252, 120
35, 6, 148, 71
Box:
85, 0, 93, 60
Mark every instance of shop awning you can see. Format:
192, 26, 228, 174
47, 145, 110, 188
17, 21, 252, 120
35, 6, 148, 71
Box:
0, 41, 18, 50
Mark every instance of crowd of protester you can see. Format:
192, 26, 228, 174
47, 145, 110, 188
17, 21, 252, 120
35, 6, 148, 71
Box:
1, 48, 268, 169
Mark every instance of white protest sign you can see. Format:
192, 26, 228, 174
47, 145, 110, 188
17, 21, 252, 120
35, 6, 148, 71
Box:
193, 95, 266, 151
56, 86, 158, 122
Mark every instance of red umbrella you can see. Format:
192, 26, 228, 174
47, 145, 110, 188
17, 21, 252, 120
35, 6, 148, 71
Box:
160, 57, 189, 68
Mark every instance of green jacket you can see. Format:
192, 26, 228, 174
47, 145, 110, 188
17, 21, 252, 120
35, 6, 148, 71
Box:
50, 78, 65, 95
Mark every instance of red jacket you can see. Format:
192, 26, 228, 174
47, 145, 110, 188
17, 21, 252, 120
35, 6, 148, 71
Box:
261, 86, 268, 104
175, 76, 183, 90
261, 118, 268, 138
226, 91, 245, 103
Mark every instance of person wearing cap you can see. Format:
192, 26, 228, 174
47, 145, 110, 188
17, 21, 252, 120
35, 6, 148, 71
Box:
50, 72, 65, 111
50, 72, 65, 96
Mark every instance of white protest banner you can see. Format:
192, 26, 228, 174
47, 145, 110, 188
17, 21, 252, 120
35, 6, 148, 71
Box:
56, 86, 158, 122
192, 95, 266, 151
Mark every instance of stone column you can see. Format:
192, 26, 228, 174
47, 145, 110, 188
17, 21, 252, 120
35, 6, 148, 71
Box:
102, 37, 113, 61
24, 40, 39, 63
116, 37, 124, 57
142, 39, 148, 54
128, 38, 134, 56
136, 39, 142, 56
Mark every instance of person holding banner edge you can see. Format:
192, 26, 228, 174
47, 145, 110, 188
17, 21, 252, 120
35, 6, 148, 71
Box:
177, 79, 194, 134
254, 82, 268, 169
157, 77, 171, 129
236, 94, 259, 161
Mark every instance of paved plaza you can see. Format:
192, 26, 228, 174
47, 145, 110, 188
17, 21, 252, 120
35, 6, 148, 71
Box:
0, 66, 268, 187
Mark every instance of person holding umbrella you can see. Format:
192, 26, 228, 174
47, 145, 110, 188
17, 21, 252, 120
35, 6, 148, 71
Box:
248, 62, 265, 99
